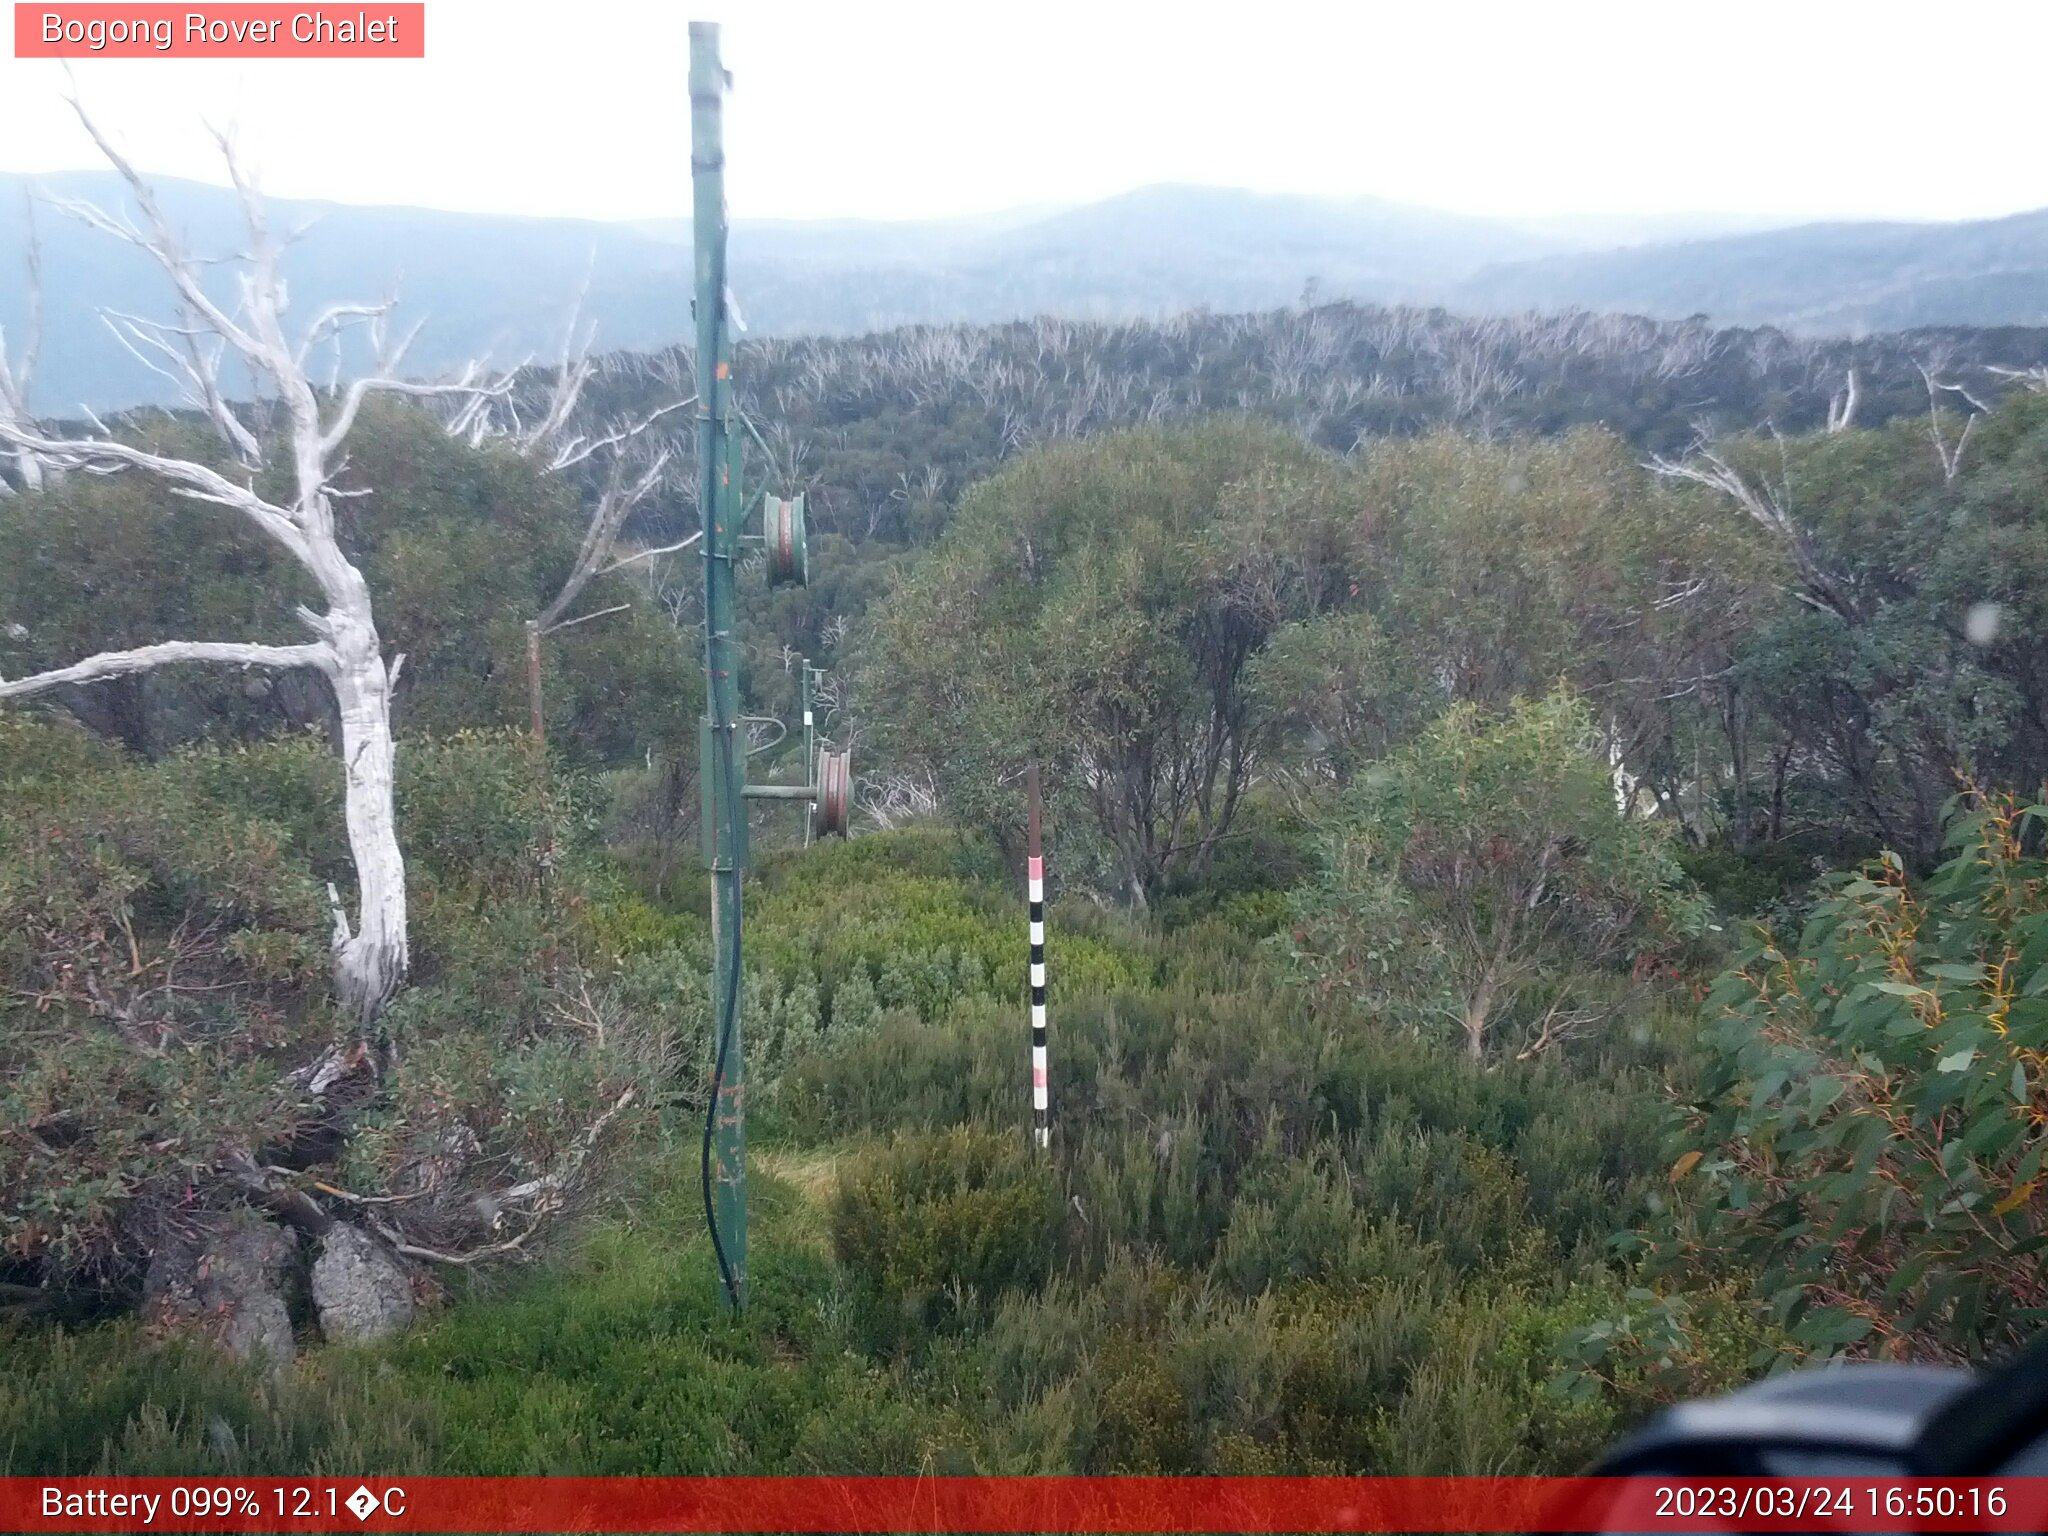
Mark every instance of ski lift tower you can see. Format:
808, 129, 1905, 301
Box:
690, 20, 850, 1314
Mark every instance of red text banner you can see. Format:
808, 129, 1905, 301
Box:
3, 1476, 2046, 1532
15, 5, 425, 58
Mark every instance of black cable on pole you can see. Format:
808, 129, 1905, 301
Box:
690, 19, 743, 1317
700, 716, 743, 1311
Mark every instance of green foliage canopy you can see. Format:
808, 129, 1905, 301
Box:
1288, 692, 1706, 1059
1708, 397, 2048, 866
0, 402, 697, 767
864, 418, 1359, 899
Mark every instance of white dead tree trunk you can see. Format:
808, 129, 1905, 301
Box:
1917, 362, 1987, 483
1826, 367, 1859, 433
0, 105, 516, 1025
1648, 426, 1859, 623
0, 196, 45, 493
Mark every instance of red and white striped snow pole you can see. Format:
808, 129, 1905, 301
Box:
1027, 762, 1049, 1148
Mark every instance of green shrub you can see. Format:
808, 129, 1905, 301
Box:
831, 1127, 1061, 1333
0, 1320, 439, 1475
581, 891, 706, 961
1676, 841, 1823, 918
1640, 791, 2048, 1362
0, 738, 332, 1286
4, 748, 1722, 1478
1091, 1332, 1196, 1470
0, 713, 122, 787
1153, 796, 1316, 934
748, 833, 1145, 1024
0, 726, 660, 1302
1214, 1160, 1445, 1295
1287, 691, 1707, 1061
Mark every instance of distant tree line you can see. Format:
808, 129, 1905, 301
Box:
574, 302, 2048, 550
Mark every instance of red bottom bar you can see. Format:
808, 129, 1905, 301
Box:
5, 1476, 2045, 1533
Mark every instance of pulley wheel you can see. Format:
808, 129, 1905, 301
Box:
814, 745, 852, 838
766, 494, 809, 587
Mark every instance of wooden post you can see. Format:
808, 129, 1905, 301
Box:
524, 619, 545, 748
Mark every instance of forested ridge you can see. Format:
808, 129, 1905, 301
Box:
14, 173, 2048, 411
601, 302, 2048, 540
5, 274, 2048, 1473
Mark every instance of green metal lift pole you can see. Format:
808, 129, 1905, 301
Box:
691, 19, 746, 1312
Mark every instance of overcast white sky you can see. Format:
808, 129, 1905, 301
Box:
4, 0, 2046, 227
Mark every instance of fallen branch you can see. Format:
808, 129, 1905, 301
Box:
222, 1149, 336, 1237
499, 1088, 638, 1206
353, 1088, 638, 1266
365, 1212, 542, 1267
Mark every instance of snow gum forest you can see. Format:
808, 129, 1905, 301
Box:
5, 135, 2048, 1476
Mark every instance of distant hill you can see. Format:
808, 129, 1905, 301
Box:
4, 172, 2048, 410
0, 171, 694, 412
1453, 210, 2048, 332
708, 186, 1580, 347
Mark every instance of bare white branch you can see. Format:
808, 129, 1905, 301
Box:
0, 639, 332, 700
322, 364, 516, 457
596, 530, 702, 576
534, 448, 673, 631
0, 421, 309, 559
297, 299, 396, 367
1918, 362, 1984, 483
541, 602, 630, 636
1826, 366, 1859, 433
1647, 432, 1798, 543
1648, 425, 1857, 621
467, 289, 692, 744
1987, 363, 2048, 394
364, 1087, 637, 1264
0, 98, 509, 1024
59, 100, 267, 362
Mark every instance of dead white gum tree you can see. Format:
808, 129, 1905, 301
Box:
451, 297, 694, 750
1647, 424, 1861, 624
0, 104, 521, 1025
435, 323, 688, 947
0, 194, 45, 493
